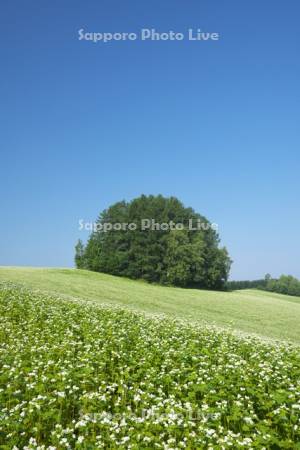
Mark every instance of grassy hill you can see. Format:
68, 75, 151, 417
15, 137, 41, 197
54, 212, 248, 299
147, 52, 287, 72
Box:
1, 267, 300, 448
0, 266, 300, 343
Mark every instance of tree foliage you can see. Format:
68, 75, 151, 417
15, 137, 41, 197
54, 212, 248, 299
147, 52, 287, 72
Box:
264, 274, 300, 297
74, 239, 85, 269
76, 195, 232, 289
227, 274, 300, 297
226, 279, 268, 290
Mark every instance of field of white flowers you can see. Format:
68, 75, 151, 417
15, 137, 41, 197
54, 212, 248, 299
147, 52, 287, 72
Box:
0, 283, 299, 449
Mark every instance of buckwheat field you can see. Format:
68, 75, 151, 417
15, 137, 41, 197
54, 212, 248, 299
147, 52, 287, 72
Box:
0, 283, 299, 449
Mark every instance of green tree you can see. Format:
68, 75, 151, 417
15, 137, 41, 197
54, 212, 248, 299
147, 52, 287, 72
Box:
264, 274, 300, 297
74, 239, 86, 269
76, 195, 232, 289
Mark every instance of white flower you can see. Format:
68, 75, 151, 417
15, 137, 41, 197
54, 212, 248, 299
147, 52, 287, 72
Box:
206, 429, 215, 437
57, 391, 66, 398
244, 417, 254, 425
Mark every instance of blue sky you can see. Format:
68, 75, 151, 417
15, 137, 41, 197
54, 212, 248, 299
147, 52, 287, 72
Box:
1, 0, 299, 280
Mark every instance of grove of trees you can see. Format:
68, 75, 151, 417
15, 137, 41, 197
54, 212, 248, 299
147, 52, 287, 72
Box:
227, 274, 300, 297
226, 279, 267, 290
264, 274, 300, 297
75, 195, 232, 289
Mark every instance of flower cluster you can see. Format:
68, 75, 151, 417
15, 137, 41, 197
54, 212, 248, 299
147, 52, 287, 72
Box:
0, 283, 299, 448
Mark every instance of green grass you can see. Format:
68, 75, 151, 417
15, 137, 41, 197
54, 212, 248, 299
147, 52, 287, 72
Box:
0, 266, 300, 343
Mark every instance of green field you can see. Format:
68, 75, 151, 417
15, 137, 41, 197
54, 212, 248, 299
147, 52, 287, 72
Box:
0, 267, 300, 448
0, 266, 300, 343
1, 282, 300, 449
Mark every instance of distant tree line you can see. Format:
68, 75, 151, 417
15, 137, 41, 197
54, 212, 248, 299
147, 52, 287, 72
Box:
75, 195, 232, 289
226, 279, 267, 290
227, 274, 300, 297
263, 274, 300, 297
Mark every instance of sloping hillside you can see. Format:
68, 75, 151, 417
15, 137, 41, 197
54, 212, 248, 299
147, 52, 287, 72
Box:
0, 266, 300, 343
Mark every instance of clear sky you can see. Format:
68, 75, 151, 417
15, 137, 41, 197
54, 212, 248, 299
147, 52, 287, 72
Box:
1, 0, 299, 280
